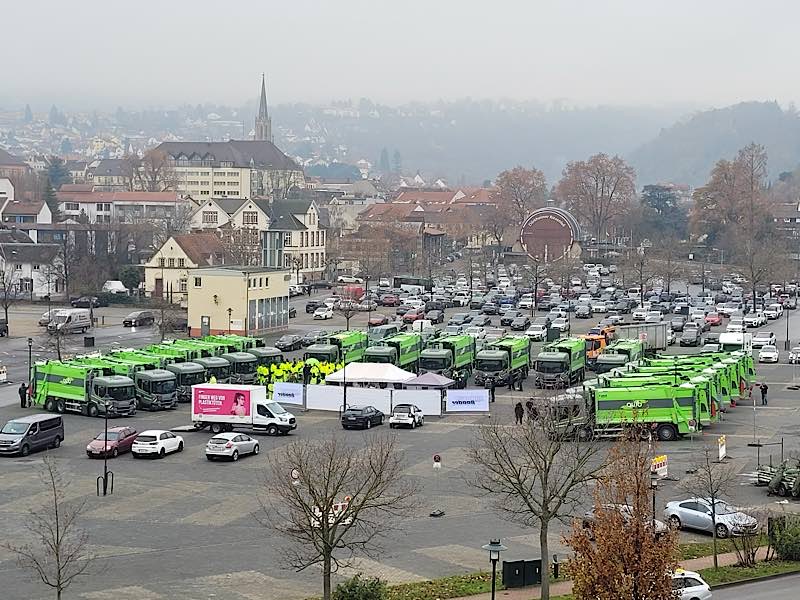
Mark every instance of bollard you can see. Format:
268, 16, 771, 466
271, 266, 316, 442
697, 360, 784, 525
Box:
552, 554, 559, 579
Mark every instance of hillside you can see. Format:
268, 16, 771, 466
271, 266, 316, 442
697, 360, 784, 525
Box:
628, 101, 800, 186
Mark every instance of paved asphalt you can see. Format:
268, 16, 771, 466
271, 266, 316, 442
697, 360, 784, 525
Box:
1, 288, 800, 598
713, 573, 800, 598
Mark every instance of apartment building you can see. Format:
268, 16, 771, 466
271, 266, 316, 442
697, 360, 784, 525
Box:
55, 189, 192, 224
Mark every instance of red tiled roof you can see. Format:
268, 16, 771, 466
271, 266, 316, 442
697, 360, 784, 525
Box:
394, 190, 456, 204
3, 200, 44, 215
171, 233, 225, 266
452, 187, 497, 204
56, 190, 181, 204
58, 184, 93, 193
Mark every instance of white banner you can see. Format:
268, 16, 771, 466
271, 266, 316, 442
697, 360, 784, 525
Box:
445, 389, 490, 413
391, 389, 442, 416
344, 387, 392, 415
273, 382, 304, 406
306, 385, 344, 412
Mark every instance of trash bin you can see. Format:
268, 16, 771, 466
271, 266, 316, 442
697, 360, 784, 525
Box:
546, 327, 560, 342
524, 559, 542, 585
502, 560, 526, 588
83, 336, 95, 348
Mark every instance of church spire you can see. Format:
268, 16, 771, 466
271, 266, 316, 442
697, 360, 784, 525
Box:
254, 73, 273, 143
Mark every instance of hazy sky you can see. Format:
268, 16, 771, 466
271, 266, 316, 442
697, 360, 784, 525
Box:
5, 0, 799, 110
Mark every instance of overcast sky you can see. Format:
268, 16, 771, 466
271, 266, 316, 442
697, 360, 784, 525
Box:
4, 0, 799, 110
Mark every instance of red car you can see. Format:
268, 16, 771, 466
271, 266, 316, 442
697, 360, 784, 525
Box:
380, 294, 400, 307
402, 308, 425, 323
704, 312, 722, 327
369, 313, 390, 326
86, 426, 138, 458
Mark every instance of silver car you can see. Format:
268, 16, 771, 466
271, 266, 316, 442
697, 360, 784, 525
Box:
205, 432, 260, 462
663, 497, 756, 538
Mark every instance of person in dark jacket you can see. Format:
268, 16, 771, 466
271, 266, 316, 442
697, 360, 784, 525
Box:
760, 382, 769, 406
514, 402, 524, 425
19, 383, 28, 408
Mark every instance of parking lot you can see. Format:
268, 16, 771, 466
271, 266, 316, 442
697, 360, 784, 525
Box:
2, 277, 800, 598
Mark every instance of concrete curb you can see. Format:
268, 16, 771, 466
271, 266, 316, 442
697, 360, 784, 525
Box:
711, 566, 800, 589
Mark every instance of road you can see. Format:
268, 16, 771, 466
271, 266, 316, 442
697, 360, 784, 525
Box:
713, 573, 800, 598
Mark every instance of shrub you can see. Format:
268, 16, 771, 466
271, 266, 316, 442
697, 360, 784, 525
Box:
774, 523, 800, 561
332, 574, 387, 600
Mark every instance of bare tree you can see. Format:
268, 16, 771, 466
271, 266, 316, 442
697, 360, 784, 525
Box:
467, 396, 605, 599
218, 225, 261, 266
678, 445, 738, 569
263, 169, 302, 200
624, 245, 658, 304
495, 166, 548, 225
738, 237, 782, 312
336, 301, 359, 331
0, 260, 21, 329
150, 200, 195, 247
652, 236, 685, 294
261, 433, 417, 600
124, 149, 178, 192
2, 456, 96, 599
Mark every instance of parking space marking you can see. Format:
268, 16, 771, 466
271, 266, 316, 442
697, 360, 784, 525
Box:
415, 544, 488, 569
182, 570, 315, 600
4, 477, 97, 513
332, 557, 425, 584
88, 545, 156, 558
179, 494, 262, 527
81, 585, 166, 600
86, 480, 209, 520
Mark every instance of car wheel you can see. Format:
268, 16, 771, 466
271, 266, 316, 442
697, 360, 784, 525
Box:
20, 444, 30, 457
253, 444, 260, 455
389, 423, 395, 429
206, 455, 214, 461
668, 515, 681, 530
411, 419, 416, 429
111, 447, 118, 458
715, 523, 729, 539
44, 397, 55, 411
366, 419, 371, 429
87, 403, 99, 418
159, 448, 166, 458
132, 453, 140, 459
231, 450, 239, 462
342, 425, 349, 430
51, 436, 61, 449
267, 424, 279, 436
379, 416, 384, 425
177, 441, 184, 452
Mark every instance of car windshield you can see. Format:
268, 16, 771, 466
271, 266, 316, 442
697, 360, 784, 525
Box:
108, 385, 136, 401
346, 408, 365, 415
153, 380, 176, 394
94, 431, 122, 441
713, 501, 736, 515
265, 401, 286, 415
476, 358, 505, 372
279, 336, 292, 343
420, 357, 447, 370
1, 421, 28, 435
136, 435, 156, 442
755, 333, 771, 340
209, 437, 229, 444
536, 360, 567, 373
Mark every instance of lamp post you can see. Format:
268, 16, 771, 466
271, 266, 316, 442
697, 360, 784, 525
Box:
650, 476, 658, 534
27, 337, 32, 387
482, 539, 507, 600
227, 307, 233, 334
785, 305, 791, 351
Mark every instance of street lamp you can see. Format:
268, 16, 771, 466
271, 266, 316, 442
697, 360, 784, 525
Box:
27, 337, 32, 387
227, 307, 233, 334
650, 476, 659, 534
482, 539, 507, 600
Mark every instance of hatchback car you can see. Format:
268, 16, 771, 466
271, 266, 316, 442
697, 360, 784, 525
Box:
752, 331, 777, 348
131, 430, 184, 458
71, 295, 104, 308
341, 406, 384, 430
313, 306, 333, 320
526, 324, 547, 341
551, 317, 570, 333
389, 404, 424, 429
758, 344, 779, 363
664, 497, 756, 538
671, 569, 712, 600
123, 311, 155, 327
425, 310, 444, 324
575, 305, 592, 318
789, 346, 800, 364
86, 426, 137, 458
205, 432, 260, 461
275, 334, 303, 351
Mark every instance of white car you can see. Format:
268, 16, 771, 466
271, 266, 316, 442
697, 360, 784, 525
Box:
551, 317, 570, 333
758, 344, 779, 363
131, 430, 184, 458
337, 275, 363, 284
632, 308, 648, 322
464, 326, 486, 339
389, 404, 424, 429
790, 346, 800, 364
765, 303, 783, 320
671, 569, 712, 600
591, 301, 608, 313
645, 311, 663, 323
726, 319, 745, 333
526, 324, 547, 341
205, 432, 260, 461
752, 331, 776, 348
744, 312, 766, 327
313, 306, 333, 320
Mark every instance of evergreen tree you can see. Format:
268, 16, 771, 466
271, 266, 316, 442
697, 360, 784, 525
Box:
392, 149, 402, 174
379, 147, 390, 173
24, 104, 33, 123
43, 179, 62, 222
47, 157, 71, 188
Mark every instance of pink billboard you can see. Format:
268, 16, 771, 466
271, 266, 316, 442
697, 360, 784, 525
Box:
193, 386, 251, 418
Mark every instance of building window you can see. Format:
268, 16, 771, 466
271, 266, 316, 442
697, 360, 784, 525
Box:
179, 279, 187, 293
178, 258, 185, 268
65, 202, 79, 211
194, 277, 202, 287
258, 277, 263, 287
242, 211, 258, 225
200, 190, 210, 195
284, 232, 292, 247
14, 264, 22, 271
168, 258, 175, 268
33, 264, 40, 270
159, 258, 166, 267
264, 277, 269, 287
202, 211, 218, 224
227, 171, 238, 177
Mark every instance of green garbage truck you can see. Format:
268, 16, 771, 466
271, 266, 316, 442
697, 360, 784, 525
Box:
304, 330, 368, 364
195, 356, 232, 383
165, 361, 206, 402
31, 361, 137, 417
418, 334, 476, 378
533, 337, 587, 388
364, 333, 423, 372
133, 369, 178, 410
246, 346, 283, 369
594, 340, 645, 374
220, 352, 258, 384
474, 336, 531, 387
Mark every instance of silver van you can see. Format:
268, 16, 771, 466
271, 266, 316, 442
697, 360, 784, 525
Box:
0, 414, 64, 456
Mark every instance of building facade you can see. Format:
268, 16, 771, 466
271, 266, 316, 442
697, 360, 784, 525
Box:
0, 242, 63, 300
187, 266, 289, 337
55, 189, 192, 224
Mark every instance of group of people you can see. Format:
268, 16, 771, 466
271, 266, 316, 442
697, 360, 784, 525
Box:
514, 400, 537, 424
256, 359, 345, 390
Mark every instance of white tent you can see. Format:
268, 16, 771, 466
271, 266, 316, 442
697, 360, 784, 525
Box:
325, 362, 417, 385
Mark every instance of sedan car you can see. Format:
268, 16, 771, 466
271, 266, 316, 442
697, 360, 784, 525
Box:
448, 313, 470, 326
71, 295, 104, 308
752, 331, 777, 348
500, 310, 523, 327
575, 305, 592, 319
464, 326, 486, 339
275, 334, 303, 351
590, 301, 609, 314
551, 317, 570, 333
525, 324, 547, 341
470, 314, 492, 327
205, 432, 260, 461
131, 430, 184, 458
510, 316, 531, 331
305, 300, 324, 313
704, 312, 722, 327
368, 313, 390, 326
341, 406, 384, 430
482, 302, 501, 315
758, 344, 779, 363
664, 498, 757, 539
402, 308, 425, 323
86, 426, 137, 458
679, 329, 702, 347
425, 310, 444, 324
380, 294, 400, 307
581, 503, 668, 540
313, 306, 333, 320
301, 329, 328, 346
670, 316, 687, 332
789, 346, 800, 364
389, 404, 424, 429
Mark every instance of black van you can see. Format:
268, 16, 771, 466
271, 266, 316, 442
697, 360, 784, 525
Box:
0, 414, 64, 456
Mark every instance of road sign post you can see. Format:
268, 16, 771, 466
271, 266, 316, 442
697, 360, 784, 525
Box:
430, 454, 445, 518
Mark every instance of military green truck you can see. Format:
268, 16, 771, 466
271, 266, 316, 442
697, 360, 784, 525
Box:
133, 369, 178, 410
165, 362, 206, 402
533, 337, 587, 388
418, 334, 476, 378
31, 361, 137, 417
364, 333, 423, 372
474, 336, 531, 387
593, 339, 644, 374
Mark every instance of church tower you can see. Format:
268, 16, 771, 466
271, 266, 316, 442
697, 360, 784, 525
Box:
254, 74, 273, 142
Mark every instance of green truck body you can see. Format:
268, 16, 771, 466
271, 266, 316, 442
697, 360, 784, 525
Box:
68, 356, 145, 378
170, 339, 226, 357
220, 352, 258, 384
474, 336, 531, 386
204, 334, 262, 352
364, 333, 423, 371
305, 331, 368, 364
533, 337, 586, 388
165, 361, 206, 402
146, 344, 199, 362
418, 335, 476, 377
110, 350, 171, 369
133, 369, 178, 410
31, 361, 136, 417
593, 340, 644, 374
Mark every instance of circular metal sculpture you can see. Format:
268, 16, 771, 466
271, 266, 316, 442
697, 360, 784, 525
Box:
519, 207, 581, 262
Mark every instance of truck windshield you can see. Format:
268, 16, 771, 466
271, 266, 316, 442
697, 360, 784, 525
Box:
210, 366, 231, 379
536, 360, 567, 374
153, 380, 176, 394
305, 351, 335, 362
234, 361, 256, 374
721, 344, 742, 352
476, 359, 506, 372
367, 354, 392, 363
265, 401, 286, 415
181, 371, 206, 386
420, 357, 448, 371
108, 385, 136, 401
52, 314, 69, 324
594, 360, 623, 374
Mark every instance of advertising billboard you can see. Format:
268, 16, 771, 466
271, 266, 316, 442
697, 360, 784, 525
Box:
519, 207, 581, 263
445, 389, 490, 412
193, 385, 252, 421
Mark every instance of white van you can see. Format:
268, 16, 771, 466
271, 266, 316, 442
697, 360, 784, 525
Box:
102, 280, 128, 294
627, 287, 641, 300
47, 309, 91, 334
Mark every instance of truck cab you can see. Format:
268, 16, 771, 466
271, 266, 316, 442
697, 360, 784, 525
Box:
194, 356, 232, 383
88, 375, 137, 417
165, 362, 207, 402
134, 370, 178, 411
594, 340, 643, 374
221, 352, 258, 384
246, 347, 283, 369
534, 338, 586, 388
364, 345, 398, 364
419, 335, 475, 377
474, 336, 530, 386
304, 344, 340, 363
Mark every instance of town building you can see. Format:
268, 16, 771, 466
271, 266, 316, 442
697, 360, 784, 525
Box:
2, 199, 52, 225
186, 265, 289, 336
0, 148, 28, 180
55, 189, 192, 224
143, 233, 226, 305
91, 159, 129, 191
0, 241, 63, 300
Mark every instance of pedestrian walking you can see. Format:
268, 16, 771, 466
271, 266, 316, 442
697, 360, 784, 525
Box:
525, 399, 534, 421
760, 382, 769, 406
514, 402, 524, 425
18, 383, 27, 408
